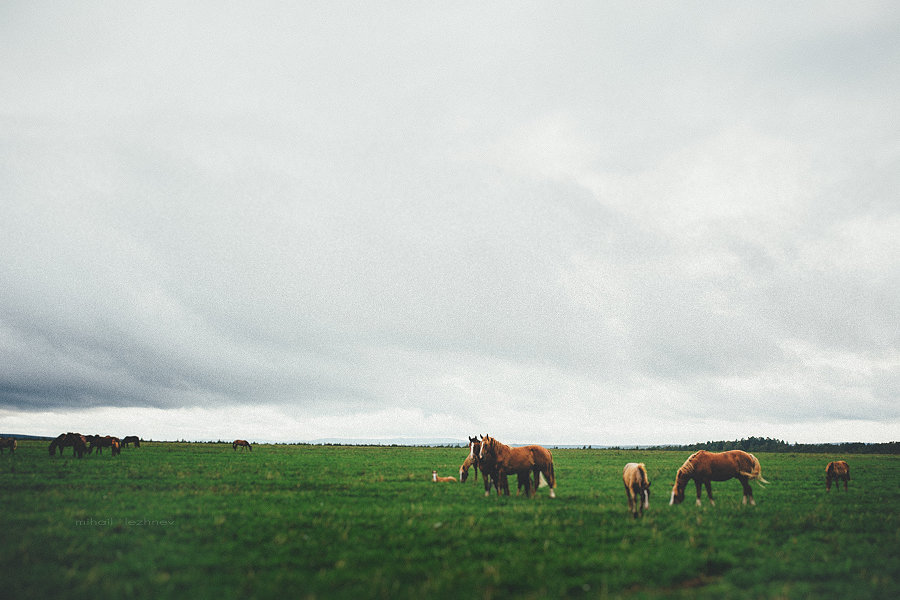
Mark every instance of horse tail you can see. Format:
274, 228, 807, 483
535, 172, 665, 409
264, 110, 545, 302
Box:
741, 453, 769, 486
636, 463, 649, 487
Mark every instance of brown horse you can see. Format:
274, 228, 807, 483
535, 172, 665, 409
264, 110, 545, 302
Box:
623, 463, 651, 518
49, 432, 88, 458
88, 435, 121, 456
670, 450, 768, 507
479, 434, 556, 498
121, 436, 141, 448
825, 460, 850, 491
460, 436, 507, 495
233, 439, 252, 451
0, 437, 16, 454
432, 470, 457, 482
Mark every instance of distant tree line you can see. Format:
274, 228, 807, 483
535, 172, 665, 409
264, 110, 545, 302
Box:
646, 436, 899, 454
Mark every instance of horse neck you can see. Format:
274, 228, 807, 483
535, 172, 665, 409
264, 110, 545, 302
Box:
486, 438, 509, 458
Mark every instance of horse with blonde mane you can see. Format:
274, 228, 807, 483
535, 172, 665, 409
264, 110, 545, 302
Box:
479, 434, 556, 499
825, 460, 850, 492
623, 463, 650, 518
669, 450, 768, 507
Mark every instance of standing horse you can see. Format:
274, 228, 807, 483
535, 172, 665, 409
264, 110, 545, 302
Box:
825, 461, 850, 491
121, 436, 141, 448
461, 436, 507, 495
49, 432, 88, 458
233, 439, 252, 451
479, 434, 556, 499
669, 450, 768, 507
89, 435, 121, 456
623, 463, 651, 518
0, 437, 16, 454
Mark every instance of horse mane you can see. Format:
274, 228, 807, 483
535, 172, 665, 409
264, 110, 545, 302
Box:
677, 451, 701, 477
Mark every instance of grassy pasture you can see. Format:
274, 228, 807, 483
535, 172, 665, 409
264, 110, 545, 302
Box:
1, 440, 898, 599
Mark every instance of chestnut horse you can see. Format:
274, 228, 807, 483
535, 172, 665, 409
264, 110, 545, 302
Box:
461, 436, 521, 496
0, 437, 16, 454
623, 462, 651, 518
49, 432, 88, 458
233, 439, 252, 451
670, 450, 768, 507
825, 461, 850, 491
479, 434, 556, 498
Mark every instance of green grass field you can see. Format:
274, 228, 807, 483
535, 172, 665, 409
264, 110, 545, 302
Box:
2, 440, 898, 599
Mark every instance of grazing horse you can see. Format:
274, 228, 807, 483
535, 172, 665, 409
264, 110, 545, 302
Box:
825, 461, 850, 492
121, 436, 141, 448
460, 436, 481, 483
89, 435, 121, 456
623, 463, 651, 518
432, 470, 457, 483
479, 434, 556, 499
669, 450, 768, 507
0, 437, 16, 454
233, 439, 252, 451
49, 432, 88, 458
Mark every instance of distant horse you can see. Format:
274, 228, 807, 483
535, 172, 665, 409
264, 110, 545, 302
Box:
89, 435, 121, 456
479, 434, 556, 498
121, 436, 141, 448
0, 437, 16, 454
825, 461, 850, 492
432, 470, 457, 483
669, 450, 768, 507
623, 463, 651, 518
49, 432, 88, 458
233, 439, 252, 451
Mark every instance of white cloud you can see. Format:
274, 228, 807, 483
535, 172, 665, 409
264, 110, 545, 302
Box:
1, 2, 898, 444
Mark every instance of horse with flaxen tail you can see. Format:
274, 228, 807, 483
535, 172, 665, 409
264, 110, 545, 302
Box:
670, 450, 768, 507
825, 460, 850, 492
479, 434, 556, 499
233, 439, 252, 451
623, 463, 651, 518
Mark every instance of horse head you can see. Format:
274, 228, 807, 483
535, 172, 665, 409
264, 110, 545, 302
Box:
478, 435, 491, 459
669, 468, 691, 505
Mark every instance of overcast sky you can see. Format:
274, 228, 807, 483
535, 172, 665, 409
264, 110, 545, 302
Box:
1, 2, 898, 445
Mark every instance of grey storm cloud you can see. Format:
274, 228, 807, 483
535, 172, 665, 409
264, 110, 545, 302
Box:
1, 1, 898, 443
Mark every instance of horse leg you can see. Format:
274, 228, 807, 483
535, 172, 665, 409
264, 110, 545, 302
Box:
740, 477, 754, 506
695, 481, 703, 506
704, 481, 715, 506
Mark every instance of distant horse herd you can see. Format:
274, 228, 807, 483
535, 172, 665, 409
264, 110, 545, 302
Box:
440, 436, 852, 517
45, 432, 141, 457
